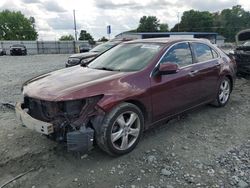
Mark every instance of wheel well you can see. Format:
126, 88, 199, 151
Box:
125, 100, 148, 122
225, 75, 233, 91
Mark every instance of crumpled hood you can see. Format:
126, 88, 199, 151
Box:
236, 29, 250, 45
23, 66, 128, 101
69, 51, 99, 59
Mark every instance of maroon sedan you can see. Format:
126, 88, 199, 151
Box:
16, 38, 236, 156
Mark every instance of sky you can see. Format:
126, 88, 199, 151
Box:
0, 0, 249, 40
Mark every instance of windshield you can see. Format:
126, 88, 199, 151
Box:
243, 41, 250, 46
90, 41, 118, 53
88, 43, 163, 72
12, 44, 25, 47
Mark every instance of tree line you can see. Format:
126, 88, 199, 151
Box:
0, 5, 250, 42
134, 5, 250, 42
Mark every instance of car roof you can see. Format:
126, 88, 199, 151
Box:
125, 37, 211, 44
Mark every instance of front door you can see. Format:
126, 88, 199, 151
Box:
150, 42, 200, 122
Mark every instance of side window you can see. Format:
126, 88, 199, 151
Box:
160, 43, 193, 67
192, 43, 213, 62
211, 48, 219, 58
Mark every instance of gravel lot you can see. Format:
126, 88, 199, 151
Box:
0, 54, 250, 188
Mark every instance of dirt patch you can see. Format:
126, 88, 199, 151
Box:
0, 55, 249, 188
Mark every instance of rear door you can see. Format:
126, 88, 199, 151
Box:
190, 42, 221, 102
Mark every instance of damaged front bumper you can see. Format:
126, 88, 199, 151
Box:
15, 102, 95, 153
15, 102, 54, 135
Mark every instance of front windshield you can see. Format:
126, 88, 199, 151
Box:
88, 43, 163, 72
90, 42, 118, 53
243, 41, 250, 46
12, 44, 24, 47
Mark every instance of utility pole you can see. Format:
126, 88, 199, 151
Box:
177, 12, 180, 32
73, 10, 77, 41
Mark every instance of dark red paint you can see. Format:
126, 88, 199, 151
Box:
23, 38, 236, 128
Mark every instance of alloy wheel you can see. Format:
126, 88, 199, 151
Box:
219, 79, 230, 104
111, 111, 140, 151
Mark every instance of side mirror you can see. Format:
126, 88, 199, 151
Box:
158, 62, 178, 75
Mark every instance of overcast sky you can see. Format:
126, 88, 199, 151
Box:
0, 0, 249, 40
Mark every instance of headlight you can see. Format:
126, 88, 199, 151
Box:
80, 57, 94, 65
68, 58, 80, 65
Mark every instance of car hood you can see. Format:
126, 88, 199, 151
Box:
69, 52, 99, 59
23, 66, 130, 101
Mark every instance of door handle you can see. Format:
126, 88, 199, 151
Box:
189, 70, 199, 76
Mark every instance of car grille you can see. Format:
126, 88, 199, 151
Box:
24, 97, 63, 122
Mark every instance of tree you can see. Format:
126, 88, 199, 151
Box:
159, 23, 169, 32
214, 5, 250, 41
79, 30, 95, 44
98, 36, 109, 42
59, 34, 74, 41
137, 16, 160, 32
0, 10, 38, 40
172, 10, 214, 32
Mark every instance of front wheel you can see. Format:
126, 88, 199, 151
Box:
212, 77, 231, 107
96, 103, 144, 156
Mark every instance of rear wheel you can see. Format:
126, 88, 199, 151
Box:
213, 77, 231, 107
96, 103, 144, 156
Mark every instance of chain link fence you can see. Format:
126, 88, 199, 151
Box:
0, 40, 92, 55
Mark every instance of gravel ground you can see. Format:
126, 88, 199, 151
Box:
0, 54, 250, 188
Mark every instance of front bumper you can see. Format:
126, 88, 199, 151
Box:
15, 102, 54, 135
15, 102, 95, 152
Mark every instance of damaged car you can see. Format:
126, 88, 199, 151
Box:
233, 29, 250, 75
16, 38, 236, 156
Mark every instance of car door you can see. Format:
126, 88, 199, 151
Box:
150, 42, 201, 122
190, 42, 221, 103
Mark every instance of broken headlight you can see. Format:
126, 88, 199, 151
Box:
63, 99, 86, 118
63, 95, 103, 119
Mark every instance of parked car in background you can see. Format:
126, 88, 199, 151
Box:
16, 38, 236, 156
232, 29, 250, 75
79, 43, 91, 53
66, 40, 127, 67
0, 48, 6, 56
10, 44, 27, 55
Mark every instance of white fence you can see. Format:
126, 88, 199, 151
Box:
0, 40, 91, 55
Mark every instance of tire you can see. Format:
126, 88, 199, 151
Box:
96, 102, 144, 156
212, 77, 231, 107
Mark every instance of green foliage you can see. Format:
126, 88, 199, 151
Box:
79, 30, 95, 44
170, 5, 250, 42
171, 10, 214, 32
98, 36, 109, 42
159, 23, 169, 32
215, 5, 250, 41
0, 10, 38, 40
137, 16, 160, 32
59, 34, 74, 41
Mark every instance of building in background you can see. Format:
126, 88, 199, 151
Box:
115, 32, 219, 44
216, 35, 226, 46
